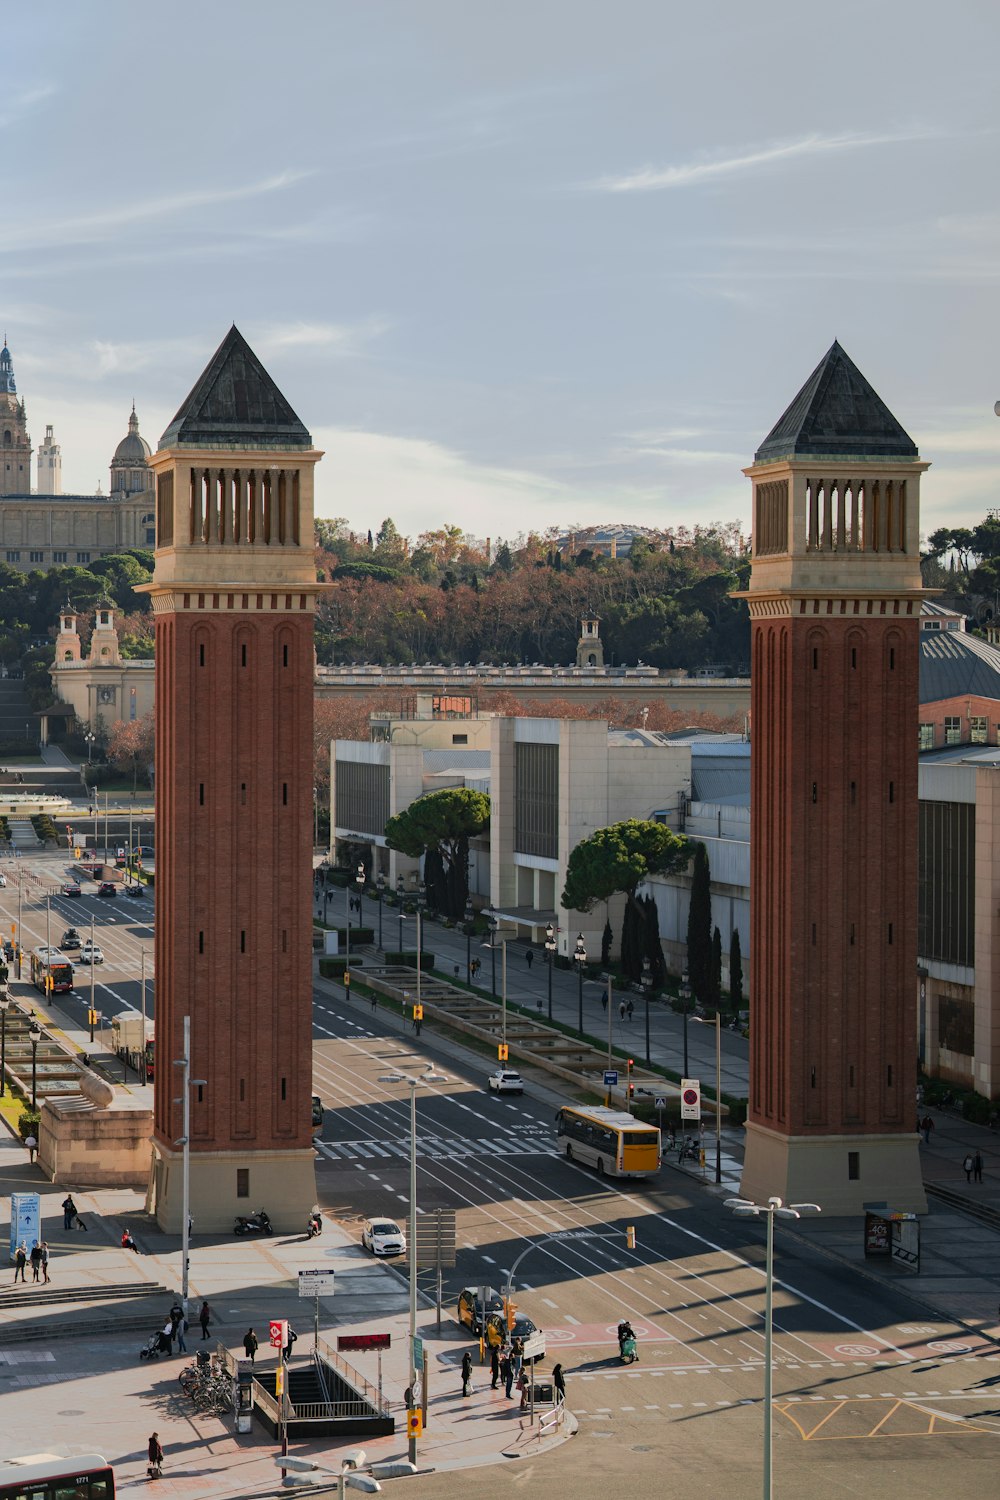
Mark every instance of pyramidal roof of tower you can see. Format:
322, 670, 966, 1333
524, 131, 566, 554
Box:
159, 325, 312, 451
754, 340, 917, 463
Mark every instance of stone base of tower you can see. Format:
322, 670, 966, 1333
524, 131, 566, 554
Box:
741, 1121, 927, 1217
148, 1142, 317, 1234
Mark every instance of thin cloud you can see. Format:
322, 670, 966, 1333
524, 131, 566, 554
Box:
595, 128, 939, 193
0, 82, 55, 128
0, 171, 314, 253
257, 318, 390, 355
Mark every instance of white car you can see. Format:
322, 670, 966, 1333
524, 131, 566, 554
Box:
0, 872, 7, 887
488, 1069, 524, 1095
78, 943, 105, 965
361, 1217, 406, 1257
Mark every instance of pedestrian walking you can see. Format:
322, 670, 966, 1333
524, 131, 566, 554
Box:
199, 1300, 212, 1340
518, 1369, 529, 1410
626, 998, 634, 1021
39, 1241, 49, 1283
619, 1001, 626, 1021
169, 1301, 184, 1342
963, 1152, 974, 1183
147, 1432, 164, 1480
283, 1326, 298, 1362
370, 993, 377, 1013
553, 1362, 566, 1403
525, 949, 534, 970
176, 1313, 188, 1354
29, 1243, 42, 1283
61, 1195, 76, 1231
24, 1133, 37, 1164
13, 1243, 26, 1283
921, 1114, 934, 1145
461, 1349, 473, 1397
501, 1351, 513, 1398
243, 1328, 258, 1364
490, 1345, 500, 1389
974, 1150, 984, 1183
160, 1318, 174, 1355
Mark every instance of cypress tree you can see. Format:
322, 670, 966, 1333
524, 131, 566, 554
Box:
730, 929, 744, 1017
710, 925, 723, 1011
685, 843, 712, 1004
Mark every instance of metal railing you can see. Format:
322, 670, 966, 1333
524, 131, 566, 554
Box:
285, 1397, 381, 1421
316, 1335, 391, 1418
537, 1396, 565, 1438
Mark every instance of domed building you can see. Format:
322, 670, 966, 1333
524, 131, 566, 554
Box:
0, 339, 155, 567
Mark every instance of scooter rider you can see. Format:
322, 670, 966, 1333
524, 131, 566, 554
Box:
617, 1320, 635, 1354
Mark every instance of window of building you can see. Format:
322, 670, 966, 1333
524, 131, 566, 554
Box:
52, 550, 67, 563
918, 723, 935, 751
76, 551, 91, 564
5, 551, 19, 563
970, 716, 988, 744
944, 716, 962, 745
452, 733, 468, 745
145, 527, 155, 544
236, 1168, 249, 1198
848, 1151, 860, 1181
28, 550, 44, 563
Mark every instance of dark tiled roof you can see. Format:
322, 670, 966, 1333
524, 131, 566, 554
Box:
755, 341, 917, 463
920, 629, 1000, 703
160, 325, 312, 450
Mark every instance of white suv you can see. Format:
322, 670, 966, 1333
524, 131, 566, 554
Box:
78, 942, 105, 965
488, 1069, 523, 1095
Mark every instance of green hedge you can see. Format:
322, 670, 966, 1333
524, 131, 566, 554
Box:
319, 957, 366, 979
330, 927, 374, 945
383, 951, 435, 970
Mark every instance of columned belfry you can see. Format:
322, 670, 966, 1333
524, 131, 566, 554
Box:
740, 342, 928, 1214
142, 326, 322, 1230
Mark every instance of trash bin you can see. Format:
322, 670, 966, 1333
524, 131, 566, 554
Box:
530, 1382, 554, 1404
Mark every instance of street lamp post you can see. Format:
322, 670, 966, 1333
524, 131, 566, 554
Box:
378, 1064, 448, 1466
488, 913, 497, 996
376, 873, 385, 950
574, 934, 587, 1037
464, 899, 474, 984
544, 922, 556, 1022
0, 991, 10, 1098
396, 875, 405, 954
641, 956, 652, 1067
679, 971, 692, 1077
725, 1196, 820, 1500
28, 1019, 42, 1111
173, 1015, 207, 1316
481, 926, 508, 1055
694, 1011, 723, 1183
84, 730, 95, 765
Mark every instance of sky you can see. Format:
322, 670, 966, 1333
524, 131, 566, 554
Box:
2, 0, 998, 545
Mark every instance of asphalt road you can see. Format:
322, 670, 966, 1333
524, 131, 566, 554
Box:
310, 986, 1000, 1500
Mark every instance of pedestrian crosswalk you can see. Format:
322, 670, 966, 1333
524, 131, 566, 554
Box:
317, 1129, 556, 1163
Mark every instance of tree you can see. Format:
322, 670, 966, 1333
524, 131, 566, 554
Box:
384, 788, 490, 919
710, 925, 723, 1011
107, 711, 155, 795
730, 928, 744, 1017
685, 843, 712, 1005
561, 819, 691, 980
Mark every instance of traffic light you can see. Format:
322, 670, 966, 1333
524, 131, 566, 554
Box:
498, 1043, 508, 1062
406, 1409, 422, 1439
506, 1298, 517, 1331
413, 1003, 424, 1021
344, 969, 351, 991
627, 1058, 635, 1100
626, 1225, 636, 1250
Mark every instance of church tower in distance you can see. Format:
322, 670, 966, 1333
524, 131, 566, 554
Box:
0, 342, 31, 495
739, 342, 928, 1214
142, 327, 323, 1230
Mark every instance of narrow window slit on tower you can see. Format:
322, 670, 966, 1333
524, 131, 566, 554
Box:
283, 644, 289, 667
281, 1077, 287, 1101
850, 781, 856, 805
197, 1085, 204, 1104
888, 923, 893, 944
236, 1169, 249, 1198
812, 647, 818, 670
282, 783, 288, 805
811, 782, 818, 804
851, 647, 857, 669
889, 647, 895, 670
199, 783, 204, 806
887, 1065, 893, 1087
888, 781, 894, 803
240, 782, 247, 805
848, 1152, 860, 1181
198, 931, 204, 954
811, 923, 816, 946
849, 1065, 855, 1087
282, 929, 288, 953
239, 1079, 245, 1102
810, 1067, 816, 1089
199, 644, 205, 667
850, 923, 855, 946
241, 643, 247, 667
240, 930, 246, 953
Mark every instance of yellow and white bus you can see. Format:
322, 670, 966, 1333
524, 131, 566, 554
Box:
555, 1105, 660, 1177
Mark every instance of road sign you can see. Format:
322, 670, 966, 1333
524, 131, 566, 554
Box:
406, 1409, 422, 1438
654, 1096, 666, 1110
413, 1335, 424, 1372
680, 1078, 701, 1120
414, 1208, 457, 1269
269, 1318, 288, 1349
603, 1070, 619, 1087
298, 1269, 336, 1298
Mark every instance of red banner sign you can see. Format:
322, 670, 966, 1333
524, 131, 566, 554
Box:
337, 1332, 391, 1352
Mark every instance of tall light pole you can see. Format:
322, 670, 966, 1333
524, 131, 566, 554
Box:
0, 991, 9, 1098
641, 956, 652, 1067
28, 1019, 42, 1110
464, 899, 474, 984
725, 1195, 820, 1500
173, 1015, 207, 1316
694, 1011, 722, 1183
679, 971, 692, 1077
376, 873, 385, 950
84, 729, 95, 765
481, 926, 508, 1057
378, 1064, 448, 1465
396, 874, 405, 954
544, 922, 556, 1022
487, 913, 497, 996
574, 934, 587, 1037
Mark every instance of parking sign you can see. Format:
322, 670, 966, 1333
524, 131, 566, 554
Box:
680, 1078, 701, 1120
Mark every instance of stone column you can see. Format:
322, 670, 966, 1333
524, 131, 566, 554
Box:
191, 467, 204, 545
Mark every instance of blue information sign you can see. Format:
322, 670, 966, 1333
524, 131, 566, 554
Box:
603, 1070, 618, 1087
10, 1193, 40, 1263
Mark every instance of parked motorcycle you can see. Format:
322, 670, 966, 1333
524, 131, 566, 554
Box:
234, 1209, 273, 1237
307, 1210, 323, 1239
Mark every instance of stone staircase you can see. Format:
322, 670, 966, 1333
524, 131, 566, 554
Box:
924, 1182, 1000, 1232
0, 1281, 172, 1346
7, 819, 41, 848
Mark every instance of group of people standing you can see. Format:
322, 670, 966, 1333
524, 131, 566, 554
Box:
157, 1300, 212, 1356
12, 1239, 49, 1283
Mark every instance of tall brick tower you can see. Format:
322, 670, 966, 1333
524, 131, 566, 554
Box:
143, 327, 322, 1230
740, 342, 928, 1214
